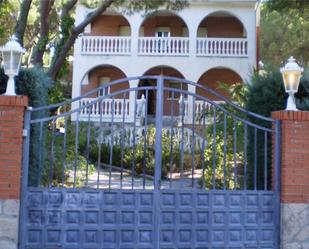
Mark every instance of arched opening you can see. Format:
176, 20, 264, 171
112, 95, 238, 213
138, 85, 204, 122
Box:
88, 11, 131, 36
197, 11, 246, 38
139, 11, 188, 37
197, 68, 243, 101
139, 66, 186, 115
81, 65, 129, 99
196, 12, 247, 56
138, 11, 189, 55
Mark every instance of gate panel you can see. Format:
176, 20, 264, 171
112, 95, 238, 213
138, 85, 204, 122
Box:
20, 76, 280, 249
25, 188, 156, 249
23, 188, 277, 249
159, 190, 276, 249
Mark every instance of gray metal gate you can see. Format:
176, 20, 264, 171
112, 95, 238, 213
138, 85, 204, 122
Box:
19, 76, 281, 249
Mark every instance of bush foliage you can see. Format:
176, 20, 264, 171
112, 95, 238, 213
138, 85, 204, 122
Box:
245, 65, 309, 189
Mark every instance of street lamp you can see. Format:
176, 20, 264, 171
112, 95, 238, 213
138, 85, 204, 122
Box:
280, 56, 304, 111
0, 35, 25, 95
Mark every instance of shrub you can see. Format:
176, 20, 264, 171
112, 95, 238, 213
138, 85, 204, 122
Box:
0, 67, 54, 186
245, 65, 309, 189
196, 82, 247, 189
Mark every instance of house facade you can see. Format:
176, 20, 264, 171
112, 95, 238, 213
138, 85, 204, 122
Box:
72, 0, 260, 123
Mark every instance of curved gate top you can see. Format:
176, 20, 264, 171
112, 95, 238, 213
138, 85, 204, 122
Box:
20, 76, 281, 249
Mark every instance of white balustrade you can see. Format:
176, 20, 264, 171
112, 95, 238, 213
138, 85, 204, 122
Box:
97, 126, 206, 152
138, 37, 189, 56
183, 100, 225, 119
80, 98, 130, 120
196, 38, 248, 57
79, 36, 248, 57
81, 36, 131, 55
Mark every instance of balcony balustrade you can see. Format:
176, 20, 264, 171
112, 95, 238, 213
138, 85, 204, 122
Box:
79, 36, 248, 58
79, 98, 130, 121
196, 37, 248, 57
138, 37, 190, 56
81, 36, 131, 55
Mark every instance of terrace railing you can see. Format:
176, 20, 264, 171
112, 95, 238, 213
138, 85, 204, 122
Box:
138, 37, 190, 56
196, 37, 248, 57
81, 36, 131, 55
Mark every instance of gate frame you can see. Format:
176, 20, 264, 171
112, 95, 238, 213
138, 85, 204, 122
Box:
19, 75, 281, 249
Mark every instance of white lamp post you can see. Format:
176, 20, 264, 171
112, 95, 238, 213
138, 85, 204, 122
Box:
280, 56, 304, 111
0, 35, 25, 95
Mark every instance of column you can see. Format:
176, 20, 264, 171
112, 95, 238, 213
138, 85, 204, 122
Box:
272, 111, 309, 249
0, 95, 28, 249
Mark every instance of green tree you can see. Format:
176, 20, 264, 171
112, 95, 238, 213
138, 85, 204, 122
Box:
0, 0, 19, 44
260, 3, 309, 66
266, 0, 309, 12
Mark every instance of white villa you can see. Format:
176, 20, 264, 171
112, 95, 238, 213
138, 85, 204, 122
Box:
72, 0, 260, 123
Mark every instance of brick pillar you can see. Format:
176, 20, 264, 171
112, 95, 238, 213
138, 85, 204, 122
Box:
0, 95, 28, 249
272, 111, 309, 249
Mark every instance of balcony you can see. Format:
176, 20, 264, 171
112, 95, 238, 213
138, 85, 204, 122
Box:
81, 36, 131, 55
197, 37, 248, 57
79, 36, 248, 58
138, 37, 189, 56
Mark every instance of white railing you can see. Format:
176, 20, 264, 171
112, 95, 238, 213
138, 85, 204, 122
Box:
183, 100, 225, 118
80, 98, 130, 120
138, 37, 189, 56
98, 126, 206, 152
81, 36, 131, 55
196, 38, 248, 57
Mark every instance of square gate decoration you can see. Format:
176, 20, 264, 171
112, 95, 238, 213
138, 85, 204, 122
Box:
20, 76, 280, 249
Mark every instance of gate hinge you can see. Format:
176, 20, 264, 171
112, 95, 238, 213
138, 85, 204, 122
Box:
23, 129, 28, 137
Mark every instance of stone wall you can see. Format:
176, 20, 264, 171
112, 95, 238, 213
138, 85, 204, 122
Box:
281, 204, 309, 249
0, 200, 20, 249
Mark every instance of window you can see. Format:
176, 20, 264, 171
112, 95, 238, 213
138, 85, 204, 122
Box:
155, 27, 171, 38
98, 77, 110, 97
156, 27, 171, 53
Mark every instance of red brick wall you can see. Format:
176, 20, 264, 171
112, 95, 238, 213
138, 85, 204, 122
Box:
81, 66, 129, 98
89, 15, 130, 36
0, 96, 28, 199
142, 15, 187, 37
197, 68, 243, 100
272, 111, 309, 204
199, 16, 244, 38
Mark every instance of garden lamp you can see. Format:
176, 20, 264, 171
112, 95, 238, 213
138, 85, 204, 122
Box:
0, 35, 25, 95
280, 56, 303, 111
